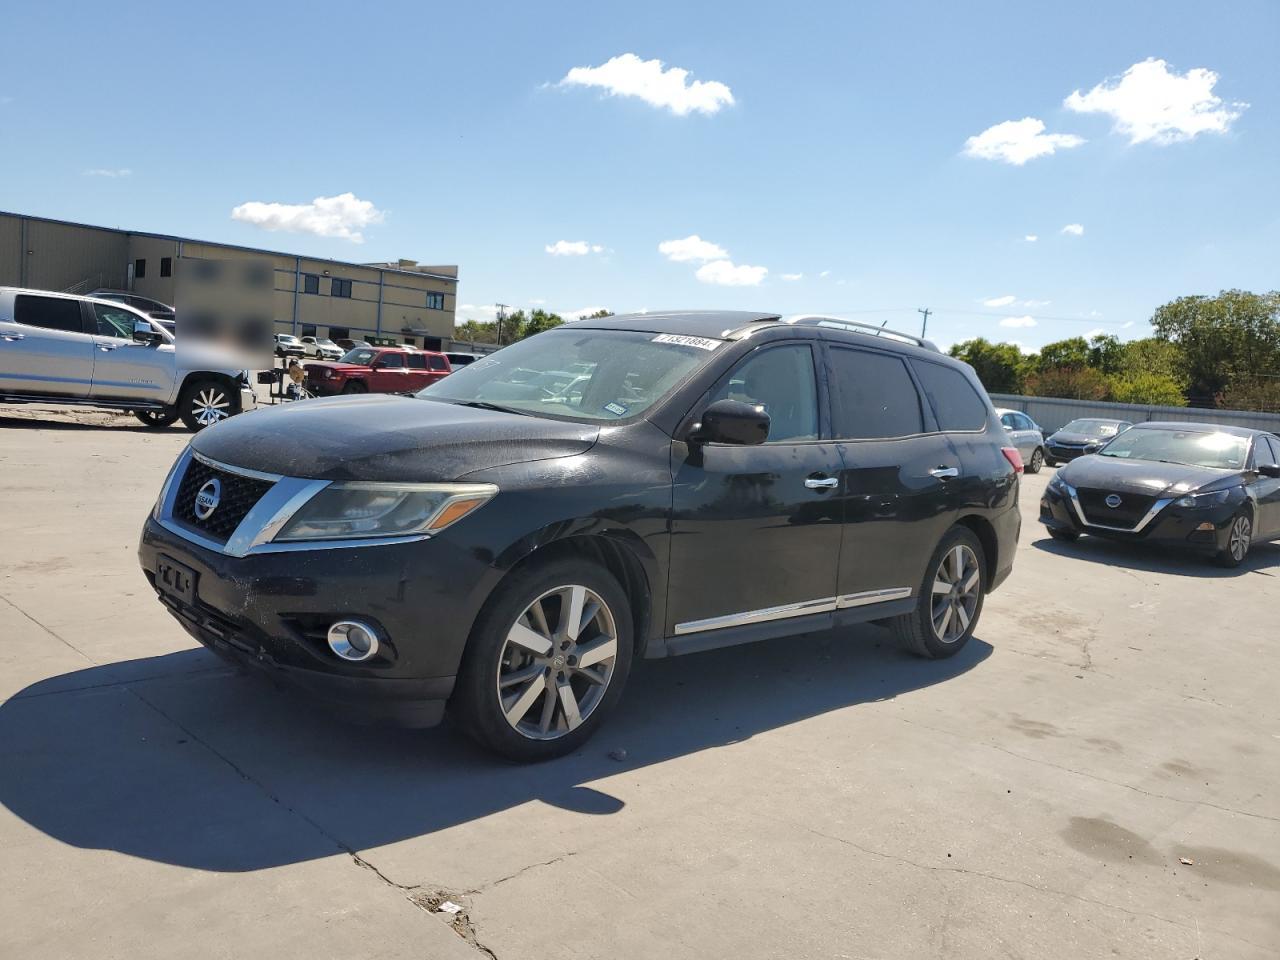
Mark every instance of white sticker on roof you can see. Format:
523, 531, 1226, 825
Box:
652, 333, 721, 351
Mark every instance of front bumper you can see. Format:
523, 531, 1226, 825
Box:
239, 384, 257, 411
1046, 443, 1099, 463
138, 513, 494, 727
1039, 485, 1235, 554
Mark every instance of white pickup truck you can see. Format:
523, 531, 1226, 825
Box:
0, 287, 258, 430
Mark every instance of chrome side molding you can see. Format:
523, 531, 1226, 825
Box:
673, 587, 913, 636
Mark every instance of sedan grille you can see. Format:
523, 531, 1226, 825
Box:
1076, 488, 1157, 530
173, 458, 275, 542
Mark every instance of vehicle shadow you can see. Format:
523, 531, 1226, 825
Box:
0, 626, 991, 872
1032, 532, 1280, 578
0, 412, 168, 433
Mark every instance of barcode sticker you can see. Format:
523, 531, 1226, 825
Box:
652, 333, 721, 351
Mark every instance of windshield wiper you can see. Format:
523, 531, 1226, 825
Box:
446, 399, 531, 416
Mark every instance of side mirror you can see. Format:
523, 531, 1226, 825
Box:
690, 399, 770, 445
1258, 463, 1280, 479
132, 320, 163, 345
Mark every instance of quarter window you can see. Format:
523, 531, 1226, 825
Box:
710, 344, 818, 443
912, 360, 989, 432
828, 347, 924, 439
13, 295, 84, 333
429, 355, 448, 371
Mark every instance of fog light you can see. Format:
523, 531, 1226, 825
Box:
327, 620, 380, 662
1196, 521, 1215, 531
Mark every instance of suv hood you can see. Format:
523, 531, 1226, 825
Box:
192, 394, 600, 482
1060, 455, 1239, 497
303, 360, 366, 373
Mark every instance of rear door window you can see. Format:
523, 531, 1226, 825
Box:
828, 347, 924, 439
14, 295, 85, 333
911, 360, 989, 432
405, 353, 427, 369
378, 352, 404, 369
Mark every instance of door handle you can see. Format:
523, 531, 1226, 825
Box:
98, 344, 119, 352
1, 333, 24, 341
929, 466, 960, 479
805, 476, 839, 490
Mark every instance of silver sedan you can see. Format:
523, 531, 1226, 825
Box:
995, 407, 1047, 473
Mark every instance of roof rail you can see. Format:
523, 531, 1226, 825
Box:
777, 314, 940, 352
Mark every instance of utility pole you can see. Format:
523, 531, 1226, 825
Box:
495, 303, 510, 346
917, 307, 932, 339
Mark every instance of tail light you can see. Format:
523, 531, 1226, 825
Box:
1001, 447, 1024, 474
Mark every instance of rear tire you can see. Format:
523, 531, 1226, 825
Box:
451, 557, 634, 762
889, 526, 985, 659
1026, 447, 1045, 474
178, 378, 238, 431
1048, 527, 1080, 543
1214, 512, 1252, 568
134, 408, 178, 428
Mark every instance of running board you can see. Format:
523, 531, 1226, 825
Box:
0, 393, 169, 412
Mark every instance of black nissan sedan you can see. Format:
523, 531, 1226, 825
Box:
140, 311, 1022, 760
1043, 418, 1132, 466
1040, 421, 1280, 566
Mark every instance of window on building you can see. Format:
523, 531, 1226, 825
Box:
300, 325, 317, 338
329, 326, 350, 341
426, 292, 445, 310
14, 295, 85, 333
134, 258, 146, 279
160, 257, 172, 278
330, 278, 352, 298
303, 274, 319, 295
912, 360, 989, 432
828, 347, 924, 439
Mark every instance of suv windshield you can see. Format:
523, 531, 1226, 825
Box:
1098, 428, 1249, 470
340, 348, 377, 365
418, 328, 717, 420
1062, 418, 1124, 438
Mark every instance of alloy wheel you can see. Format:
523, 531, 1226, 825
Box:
191, 387, 231, 426
496, 584, 618, 740
1229, 514, 1251, 563
1030, 449, 1044, 472
930, 544, 981, 643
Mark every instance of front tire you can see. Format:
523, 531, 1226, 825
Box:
134, 408, 178, 428
889, 526, 985, 659
1026, 447, 1045, 474
341, 381, 367, 395
1215, 512, 1252, 568
179, 378, 238, 431
451, 558, 634, 761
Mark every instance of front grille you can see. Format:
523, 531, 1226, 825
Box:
1076, 488, 1157, 530
1049, 444, 1091, 460
174, 458, 275, 542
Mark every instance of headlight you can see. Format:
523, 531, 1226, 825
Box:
1048, 474, 1067, 494
274, 482, 497, 541
1174, 488, 1231, 509
325, 368, 335, 378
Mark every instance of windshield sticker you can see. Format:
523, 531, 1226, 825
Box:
603, 401, 628, 416
652, 333, 721, 351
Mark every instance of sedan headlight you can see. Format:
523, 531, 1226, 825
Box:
1174, 488, 1231, 509
275, 482, 498, 541
1048, 474, 1068, 494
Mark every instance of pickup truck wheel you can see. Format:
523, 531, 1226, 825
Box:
888, 526, 985, 659
133, 408, 178, 428
179, 378, 238, 431
452, 558, 633, 762
341, 381, 367, 395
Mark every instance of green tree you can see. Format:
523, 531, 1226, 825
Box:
948, 338, 1027, 394
1088, 334, 1125, 375
1118, 338, 1185, 385
1109, 373, 1187, 406
1024, 366, 1109, 400
521, 308, 566, 339
454, 319, 498, 344
1151, 289, 1280, 403
1036, 337, 1092, 370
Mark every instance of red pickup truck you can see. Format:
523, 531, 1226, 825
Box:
305, 347, 452, 396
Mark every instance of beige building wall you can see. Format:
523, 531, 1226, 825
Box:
13, 217, 130, 292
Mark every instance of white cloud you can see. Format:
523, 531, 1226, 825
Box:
781, 273, 803, 281
1064, 58, 1247, 145
1023, 234, 1038, 242
558, 53, 734, 116
529, 298, 546, 305
84, 168, 132, 177
819, 270, 831, 278
999, 315, 1038, 329
658, 234, 729, 263
230, 192, 384, 243
1061, 223, 1084, 236
1022, 299, 1051, 307
560, 305, 610, 320
983, 295, 1017, 307
1122, 321, 1135, 329
695, 260, 768, 286
963, 117, 1085, 165
1083, 327, 1107, 339
545, 240, 603, 256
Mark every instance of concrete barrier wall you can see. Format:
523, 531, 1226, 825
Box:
989, 394, 1280, 434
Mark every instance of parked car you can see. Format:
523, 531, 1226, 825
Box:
445, 351, 483, 367
300, 335, 343, 360
139, 311, 1022, 760
89, 289, 176, 323
995, 407, 1046, 474
0, 286, 256, 430
274, 334, 305, 358
1044, 418, 1132, 465
1040, 421, 1280, 566
304, 346, 451, 395
334, 338, 372, 351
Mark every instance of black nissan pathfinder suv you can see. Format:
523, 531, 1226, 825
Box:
140, 311, 1022, 760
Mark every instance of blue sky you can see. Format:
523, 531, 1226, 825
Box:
2, 0, 1276, 351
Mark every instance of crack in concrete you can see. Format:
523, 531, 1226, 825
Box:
477, 853, 577, 891
0, 592, 96, 664
751, 813, 1278, 955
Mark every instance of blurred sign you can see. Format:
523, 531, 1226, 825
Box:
174, 258, 273, 371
